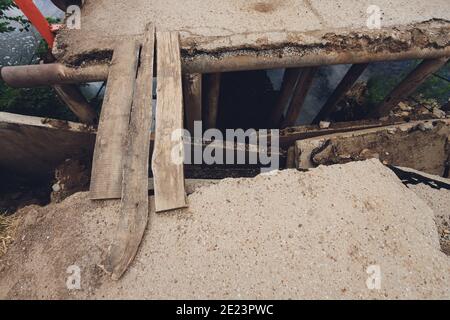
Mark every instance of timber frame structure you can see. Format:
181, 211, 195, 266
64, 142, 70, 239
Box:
1, 0, 449, 279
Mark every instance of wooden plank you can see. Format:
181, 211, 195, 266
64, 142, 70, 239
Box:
206, 73, 221, 129
269, 68, 302, 127
152, 32, 187, 213
313, 63, 369, 124
374, 58, 449, 117
53, 84, 99, 125
281, 67, 318, 128
89, 40, 140, 200
183, 73, 202, 135
102, 25, 155, 280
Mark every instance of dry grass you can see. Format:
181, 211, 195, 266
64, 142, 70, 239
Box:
0, 214, 17, 258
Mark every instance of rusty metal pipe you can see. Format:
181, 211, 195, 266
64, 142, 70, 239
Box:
183, 47, 450, 74
0, 63, 109, 88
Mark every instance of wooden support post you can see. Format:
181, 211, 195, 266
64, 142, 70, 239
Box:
282, 67, 317, 128
373, 58, 449, 118
152, 32, 187, 213
269, 68, 302, 127
206, 73, 221, 129
313, 63, 369, 124
53, 84, 98, 125
183, 73, 202, 135
89, 40, 140, 200
102, 25, 155, 280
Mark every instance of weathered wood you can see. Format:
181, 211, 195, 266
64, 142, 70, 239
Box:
183, 73, 202, 135
53, 84, 98, 125
206, 73, 221, 129
374, 58, 449, 117
313, 63, 369, 124
152, 32, 187, 212
90, 40, 140, 200
270, 68, 302, 127
282, 67, 318, 128
0, 112, 95, 178
103, 25, 155, 280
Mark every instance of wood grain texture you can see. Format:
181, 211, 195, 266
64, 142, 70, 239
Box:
103, 25, 155, 280
152, 31, 187, 213
183, 73, 202, 135
89, 40, 140, 200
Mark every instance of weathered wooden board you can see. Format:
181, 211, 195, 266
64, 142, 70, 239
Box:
0, 112, 95, 178
152, 32, 187, 212
103, 25, 155, 280
90, 40, 140, 200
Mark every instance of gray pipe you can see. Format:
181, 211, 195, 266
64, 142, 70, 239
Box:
0, 63, 109, 88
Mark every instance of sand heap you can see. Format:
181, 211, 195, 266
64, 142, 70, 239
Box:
0, 159, 449, 299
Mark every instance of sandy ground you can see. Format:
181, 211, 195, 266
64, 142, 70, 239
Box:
0, 159, 449, 299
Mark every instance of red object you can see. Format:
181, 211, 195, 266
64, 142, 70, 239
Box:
14, 0, 55, 47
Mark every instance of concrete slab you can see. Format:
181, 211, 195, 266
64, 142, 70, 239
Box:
54, 0, 450, 72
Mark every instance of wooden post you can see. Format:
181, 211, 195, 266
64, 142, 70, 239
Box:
53, 84, 98, 125
269, 68, 302, 127
373, 58, 449, 117
89, 40, 140, 200
102, 25, 155, 280
206, 73, 221, 129
152, 32, 187, 213
313, 63, 369, 124
282, 67, 318, 128
183, 73, 202, 135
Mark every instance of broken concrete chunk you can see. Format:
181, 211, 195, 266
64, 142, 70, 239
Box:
296, 119, 450, 176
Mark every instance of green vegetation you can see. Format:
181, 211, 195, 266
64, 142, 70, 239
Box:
0, 0, 29, 33
367, 60, 450, 107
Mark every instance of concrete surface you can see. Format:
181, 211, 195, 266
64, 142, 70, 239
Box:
54, 0, 450, 71
1, 160, 450, 299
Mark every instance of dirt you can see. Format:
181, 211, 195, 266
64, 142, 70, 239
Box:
1, 159, 449, 299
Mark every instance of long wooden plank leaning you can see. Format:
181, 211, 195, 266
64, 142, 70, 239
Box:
102, 25, 156, 280
90, 40, 140, 200
152, 32, 187, 213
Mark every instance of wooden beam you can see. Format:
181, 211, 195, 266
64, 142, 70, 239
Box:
313, 63, 369, 124
102, 25, 155, 280
53, 84, 99, 125
89, 40, 140, 200
282, 67, 318, 128
152, 31, 187, 213
373, 58, 449, 117
206, 73, 221, 129
269, 68, 302, 127
183, 73, 202, 135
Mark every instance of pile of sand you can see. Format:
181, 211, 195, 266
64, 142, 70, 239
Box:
0, 159, 449, 299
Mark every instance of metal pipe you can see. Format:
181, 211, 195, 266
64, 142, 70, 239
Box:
183, 47, 450, 74
0, 63, 109, 88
